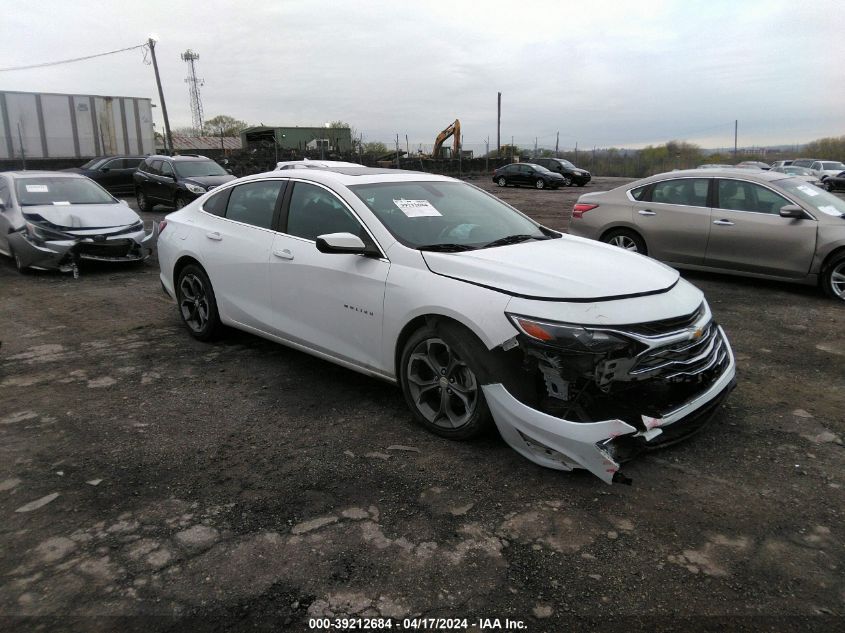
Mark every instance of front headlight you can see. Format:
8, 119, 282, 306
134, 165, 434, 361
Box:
185, 183, 206, 194
24, 222, 72, 242
507, 314, 635, 353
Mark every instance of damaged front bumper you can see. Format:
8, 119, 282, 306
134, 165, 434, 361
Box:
9, 223, 158, 272
482, 325, 737, 484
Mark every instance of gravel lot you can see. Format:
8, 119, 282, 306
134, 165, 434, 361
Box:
1, 176, 843, 631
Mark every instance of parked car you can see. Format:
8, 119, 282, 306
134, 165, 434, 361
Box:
275, 159, 361, 170
493, 163, 566, 189
63, 156, 146, 194
822, 171, 845, 192
771, 166, 821, 185
133, 154, 235, 212
791, 158, 821, 169
570, 169, 845, 301
157, 166, 737, 483
735, 161, 770, 170
530, 158, 591, 186
0, 171, 154, 273
770, 160, 794, 169
809, 160, 845, 182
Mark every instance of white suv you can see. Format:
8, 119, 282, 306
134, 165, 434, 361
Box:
157, 166, 736, 483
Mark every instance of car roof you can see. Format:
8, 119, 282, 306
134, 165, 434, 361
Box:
235, 165, 456, 187
153, 155, 214, 162
275, 160, 362, 169
638, 168, 791, 183
4, 170, 88, 179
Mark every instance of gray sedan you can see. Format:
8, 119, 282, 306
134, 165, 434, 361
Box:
569, 169, 845, 301
0, 171, 155, 274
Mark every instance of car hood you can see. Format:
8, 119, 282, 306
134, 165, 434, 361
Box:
183, 175, 236, 187
421, 236, 679, 300
22, 203, 141, 229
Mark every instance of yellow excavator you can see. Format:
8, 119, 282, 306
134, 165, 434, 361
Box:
432, 119, 461, 158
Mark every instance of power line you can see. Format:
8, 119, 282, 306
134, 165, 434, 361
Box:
0, 43, 148, 73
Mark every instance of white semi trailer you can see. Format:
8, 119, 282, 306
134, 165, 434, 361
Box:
0, 90, 155, 160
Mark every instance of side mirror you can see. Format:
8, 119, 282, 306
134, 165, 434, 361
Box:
315, 232, 366, 254
779, 204, 806, 219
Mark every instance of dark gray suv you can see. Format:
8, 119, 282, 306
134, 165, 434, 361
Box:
133, 154, 235, 212
531, 158, 591, 186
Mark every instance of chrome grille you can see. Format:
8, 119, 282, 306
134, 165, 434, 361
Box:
630, 323, 728, 380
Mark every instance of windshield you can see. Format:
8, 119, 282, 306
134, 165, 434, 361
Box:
15, 177, 115, 206
778, 178, 845, 217
783, 167, 812, 175
173, 160, 227, 178
349, 181, 549, 249
821, 162, 845, 170
527, 164, 552, 173
79, 158, 107, 170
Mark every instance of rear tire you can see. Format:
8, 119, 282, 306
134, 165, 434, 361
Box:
535, 178, 545, 189
497, 177, 507, 187
399, 324, 493, 440
822, 253, 845, 302
175, 264, 222, 341
602, 228, 647, 255
825, 180, 835, 192
174, 194, 190, 210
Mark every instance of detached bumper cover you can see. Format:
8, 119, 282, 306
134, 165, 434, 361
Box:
483, 326, 737, 483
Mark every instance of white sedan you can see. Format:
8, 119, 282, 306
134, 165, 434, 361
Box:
157, 166, 736, 483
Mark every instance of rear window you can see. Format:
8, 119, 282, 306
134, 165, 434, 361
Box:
174, 160, 227, 178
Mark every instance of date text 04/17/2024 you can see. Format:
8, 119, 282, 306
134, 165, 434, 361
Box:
308, 617, 528, 630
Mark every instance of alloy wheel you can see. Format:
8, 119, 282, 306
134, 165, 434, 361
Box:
406, 337, 479, 429
175, 196, 187, 209
830, 261, 845, 300
608, 235, 639, 251
497, 177, 507, 187
535, 179, 545, 189
179, 273, 211, 333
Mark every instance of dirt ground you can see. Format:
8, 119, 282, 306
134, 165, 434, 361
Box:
1, 176, 843, 632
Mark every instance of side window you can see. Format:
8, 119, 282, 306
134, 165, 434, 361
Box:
0, 181, 10, 206
102, 159, 122, 170
160, 162, 174, 177
286, 182, 364, 241
202, 188, 231, 217
225, 180, 285, 229
651, 179, 708, 206
717, 180, 789, 214
630, 185, 650, 201
123, 159, 142, 169
149, 160, 162, 176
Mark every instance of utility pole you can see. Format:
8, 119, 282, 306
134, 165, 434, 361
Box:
17, 123, 26, 170
405, 134, 409, 157
485, 136, 489, 174
497, 92, 501, 155
511, 135, 514, 161
555, 131, 559, 157
734, 120, 738, 160
395, 134, 400, 169
575, 141, 578, 163
148, 37, 173, 154
534, 137, 538, 158
459, 134, 463, 178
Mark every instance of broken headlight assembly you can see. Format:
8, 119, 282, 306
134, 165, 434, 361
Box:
507, 314, 638, 354
24, 221, 73, 242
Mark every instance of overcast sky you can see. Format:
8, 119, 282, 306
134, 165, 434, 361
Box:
2, 0, 844, 153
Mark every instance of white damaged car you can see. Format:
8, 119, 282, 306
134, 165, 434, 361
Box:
157, 166, 737, 483
0, 171, 155, 273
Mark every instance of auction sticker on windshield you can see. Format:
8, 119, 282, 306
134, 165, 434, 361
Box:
25, 184, 49, 193
797, 185, 819, 197
393, 199, 442, 217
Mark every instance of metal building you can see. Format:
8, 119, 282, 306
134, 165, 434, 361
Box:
0, 90, 155, 160
240, 126, 353, 153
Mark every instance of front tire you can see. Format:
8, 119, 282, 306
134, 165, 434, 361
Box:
136, 189, 153, 213
561, 175, 572, 186
176, 264, 222, 341
822, 253, 845, 302
602, 228, 647, 255
497, 177, 507, 187
174, 194, 190, 210
399, 325, 492, 440
825, 180, 835, 192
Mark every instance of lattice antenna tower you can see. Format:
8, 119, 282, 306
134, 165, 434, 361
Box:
181, 49, 204, 135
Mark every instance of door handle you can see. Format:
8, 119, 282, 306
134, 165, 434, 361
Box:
205, 231, 222, 241
638, 209, 656, 216
713, 220, 734, 226
272, 248, 294, 260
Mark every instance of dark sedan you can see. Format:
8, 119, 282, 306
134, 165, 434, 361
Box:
63, 156, 146, 195
493, 163, 566, 190
823, 171, 845, 192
